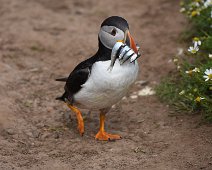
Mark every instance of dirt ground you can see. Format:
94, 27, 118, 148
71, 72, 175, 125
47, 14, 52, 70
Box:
0, 0, 212, 169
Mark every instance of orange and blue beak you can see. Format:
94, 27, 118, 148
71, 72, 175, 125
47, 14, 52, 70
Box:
117, 30, 139, 54
127, 31, 138, 54
124, 30, 138, 54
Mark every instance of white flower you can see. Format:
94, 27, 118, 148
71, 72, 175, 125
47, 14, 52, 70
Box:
204, 0, 212, 8
192, 67, 200, 72
209, 54, 212, 59
185, 70, 193, 75
185, 67, 200, 75
179, 90, 185, 95
177, 65, 181, 70
188, 38, 200, 54
180, 8, 186, 13
195, 2, 200, 7
193, 37, 201, 47
194, 40, 201, 47
188, 45, 199, 54
173, 58, 178, 63
195, 97, 205, 103
203, 68, 212, 81
191, 10, 200, 17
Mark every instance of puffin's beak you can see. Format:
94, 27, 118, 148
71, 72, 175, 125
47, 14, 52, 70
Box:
124, 30, 138, 54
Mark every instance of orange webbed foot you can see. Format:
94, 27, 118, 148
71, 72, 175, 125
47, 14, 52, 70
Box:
95, 131, 122, 141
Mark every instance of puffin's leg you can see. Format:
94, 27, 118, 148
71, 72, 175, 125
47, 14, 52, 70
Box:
95, 112, 122, 141
67, 104, 84, 136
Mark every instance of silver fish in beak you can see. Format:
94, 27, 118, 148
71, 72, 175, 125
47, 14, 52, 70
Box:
107, 42, 124, 72
108, 30, 141, 72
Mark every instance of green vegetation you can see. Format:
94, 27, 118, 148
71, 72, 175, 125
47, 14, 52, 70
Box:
156, 0, 212, 121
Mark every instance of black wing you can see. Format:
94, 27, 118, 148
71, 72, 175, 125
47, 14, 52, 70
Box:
56, 55, 97, 102
65, 67, 90, 96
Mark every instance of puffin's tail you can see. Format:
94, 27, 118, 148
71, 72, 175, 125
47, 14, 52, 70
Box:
55, 77, 68, 82
55, 77, 68, 102
55, 92, 67, 102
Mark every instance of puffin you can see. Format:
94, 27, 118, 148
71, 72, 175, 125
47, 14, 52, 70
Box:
56, 16, 140, 141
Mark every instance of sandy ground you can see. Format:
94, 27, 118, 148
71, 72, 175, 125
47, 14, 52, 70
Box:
0, 0, 212, 169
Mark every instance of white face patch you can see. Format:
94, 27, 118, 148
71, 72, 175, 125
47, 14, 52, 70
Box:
99, 26, 125, 49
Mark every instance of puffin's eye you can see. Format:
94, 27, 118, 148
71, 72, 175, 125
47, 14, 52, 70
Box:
111, 28, 116, 36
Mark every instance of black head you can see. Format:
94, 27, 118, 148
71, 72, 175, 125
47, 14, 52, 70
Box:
101, 16, 129, 32
98, 16, 137, 54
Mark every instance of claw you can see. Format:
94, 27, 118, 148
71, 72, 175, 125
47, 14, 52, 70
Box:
95, 112, 122, 141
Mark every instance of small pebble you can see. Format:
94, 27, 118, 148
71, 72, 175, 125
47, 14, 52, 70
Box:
122, 96, 127, 100
135, 80, 148, 86
168, 59, 172, 63
130, 95, 138, 99
36, 122, 45, 128
29, 68, 39, 72
47, 107, 53, 112
54, 133, 60, 139
138, 86, 155, 96
41, 132, 51, 139
177, 47, 184, 55
32, 131, 40, 138
111, 105, 116, 109
5, 128, 15, 135
134, 147, 146, 153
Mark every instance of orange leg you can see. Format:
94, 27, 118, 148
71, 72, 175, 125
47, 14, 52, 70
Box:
95, 112, 122, 141
67, 104, 84, 136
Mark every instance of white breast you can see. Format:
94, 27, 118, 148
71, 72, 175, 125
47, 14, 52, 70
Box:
74, 60, 139, 110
